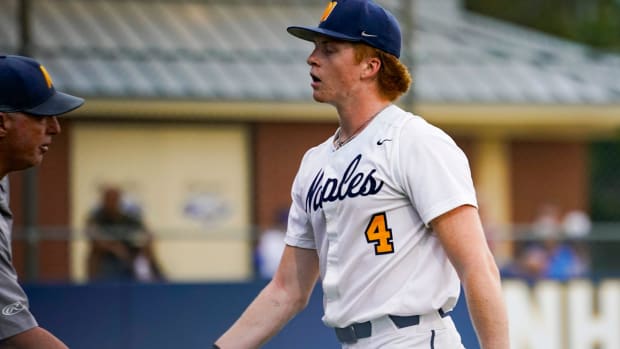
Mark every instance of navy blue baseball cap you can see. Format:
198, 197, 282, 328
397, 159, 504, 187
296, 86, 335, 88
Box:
0, 55, 84, 116
287, 0, 402, 58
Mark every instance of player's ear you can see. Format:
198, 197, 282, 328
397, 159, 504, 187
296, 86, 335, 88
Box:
361, 56, 381, 79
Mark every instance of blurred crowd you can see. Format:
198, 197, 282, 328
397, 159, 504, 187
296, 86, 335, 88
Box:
81, 192, 597, 285
501, 203, 591, 283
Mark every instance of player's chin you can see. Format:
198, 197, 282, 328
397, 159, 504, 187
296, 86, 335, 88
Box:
312, 92, 328, 103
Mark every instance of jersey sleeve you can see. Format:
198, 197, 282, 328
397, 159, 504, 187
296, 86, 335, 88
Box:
396, 118, 478, 226
0, 178, 38, 340
283, 150, 317, 249
0, 260, 38, 340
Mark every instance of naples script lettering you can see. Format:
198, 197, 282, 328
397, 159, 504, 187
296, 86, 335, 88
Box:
306, 154, 384, 212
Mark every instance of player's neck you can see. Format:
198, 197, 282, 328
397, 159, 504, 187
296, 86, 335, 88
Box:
335, 98, 391, 140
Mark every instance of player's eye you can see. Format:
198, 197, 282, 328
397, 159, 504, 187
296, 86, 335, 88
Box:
321, 46, 337, 56
315, 40, 338, 56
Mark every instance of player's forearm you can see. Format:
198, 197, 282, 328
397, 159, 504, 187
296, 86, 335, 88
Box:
1, 327, 69, 349
462, 256, 510, 349
215, 281, 307, 349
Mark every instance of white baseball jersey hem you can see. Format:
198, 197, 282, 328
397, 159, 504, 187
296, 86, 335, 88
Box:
284, 104, 477, 328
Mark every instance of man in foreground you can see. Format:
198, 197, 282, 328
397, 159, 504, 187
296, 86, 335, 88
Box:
0, 54, 84, 348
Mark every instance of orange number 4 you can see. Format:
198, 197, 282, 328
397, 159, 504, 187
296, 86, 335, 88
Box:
365, 212, 394, 255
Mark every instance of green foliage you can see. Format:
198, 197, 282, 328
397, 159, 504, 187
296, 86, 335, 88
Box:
590, 140, 620, 221
589, 139, 620, 273
464, 0, 620, 52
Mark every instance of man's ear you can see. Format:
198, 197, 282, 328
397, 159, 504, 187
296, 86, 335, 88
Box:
361, 57, 382, 79
0, 112, 10, 138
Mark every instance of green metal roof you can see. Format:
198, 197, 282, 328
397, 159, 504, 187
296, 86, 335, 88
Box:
1, 0, 618, 104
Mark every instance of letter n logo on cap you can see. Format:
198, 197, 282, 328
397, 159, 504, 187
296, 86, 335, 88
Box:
39, 65, 53, 88
320, 1, 337, 22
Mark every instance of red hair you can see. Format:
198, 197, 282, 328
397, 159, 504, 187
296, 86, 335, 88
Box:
354, 44, 412, 101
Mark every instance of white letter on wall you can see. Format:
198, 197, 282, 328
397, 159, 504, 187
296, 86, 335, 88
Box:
568, 280, 620, 349
504, 280, 563, 349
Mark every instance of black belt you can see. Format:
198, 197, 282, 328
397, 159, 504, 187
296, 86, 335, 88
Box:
334, 310, 450, 344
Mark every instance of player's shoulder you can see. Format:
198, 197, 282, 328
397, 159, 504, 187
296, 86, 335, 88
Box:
298, 137, 332, 167
377, 105, 446, 139
377, 106, 461, 157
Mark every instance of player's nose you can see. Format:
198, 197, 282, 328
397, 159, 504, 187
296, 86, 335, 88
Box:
307, 49, 319, 66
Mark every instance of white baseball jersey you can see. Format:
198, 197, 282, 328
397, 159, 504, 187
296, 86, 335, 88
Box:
284, 104, 478, 328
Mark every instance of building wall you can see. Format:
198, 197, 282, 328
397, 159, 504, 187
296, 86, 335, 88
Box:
511, 140, 589, 224
253, 122, 337, 231
68, 121, 252, 282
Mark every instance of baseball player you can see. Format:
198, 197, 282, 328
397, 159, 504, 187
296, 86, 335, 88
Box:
0, 55, 83, 348
213, 1, 509, 348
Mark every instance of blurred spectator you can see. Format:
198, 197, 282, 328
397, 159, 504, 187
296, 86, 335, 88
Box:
501, 203, 556, 282
544, 241, 588, 281
86, 187, 165, 282
530, 203, 562, 239
503, 203, 589, 282
501, 243, 548, 284
542, 207, 590, 281
254, 209, 288, 279
559, 209, 591, 276
562, 209, 592, 239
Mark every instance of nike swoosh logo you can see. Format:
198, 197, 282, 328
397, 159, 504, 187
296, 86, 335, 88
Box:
361, 31, 378, 38
377, 139, 392, 145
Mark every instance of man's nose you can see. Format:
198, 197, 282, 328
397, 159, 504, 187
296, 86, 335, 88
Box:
307, 49, 319, 66
47, 116, 61, 134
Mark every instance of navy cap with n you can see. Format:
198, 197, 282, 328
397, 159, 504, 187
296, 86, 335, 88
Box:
0, 55, 83, 116
287, 0, 402, 58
